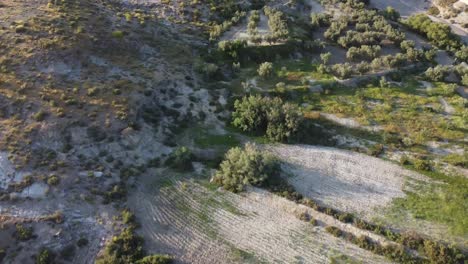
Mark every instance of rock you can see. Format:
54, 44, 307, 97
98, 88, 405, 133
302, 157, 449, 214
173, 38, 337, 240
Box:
309, 84, 323, 93
456, 86, 468, 98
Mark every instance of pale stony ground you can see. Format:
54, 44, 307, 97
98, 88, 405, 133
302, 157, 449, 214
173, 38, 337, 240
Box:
265, 144, 428, 219
129, 173, 393, 264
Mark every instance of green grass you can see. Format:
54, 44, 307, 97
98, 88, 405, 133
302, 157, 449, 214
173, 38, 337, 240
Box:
391, 168, 468, 236
194, 132, 239, 148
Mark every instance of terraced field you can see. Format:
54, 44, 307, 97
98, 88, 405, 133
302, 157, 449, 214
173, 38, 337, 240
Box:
129, 171, 392, 264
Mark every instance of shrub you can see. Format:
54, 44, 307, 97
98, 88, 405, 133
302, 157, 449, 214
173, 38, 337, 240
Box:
413, 158, 432, 171
382, 6, 400, 21
121, 209, 135, 224
15, 25, 27, 33
325, 226, 343, 237
212, 143, 279, 192
36, 249, 54, 264
310, 218, 318, 226
16, 224, 33, 241
96, 228, 144, 264
136, 255, 173, 264
112, 30, 125, 38
423, 240, 464, 264
257, 62, 273, 78
165, 146, 193, 171
77, 238, 89, 247
398, 232, 425, 250
33, 110, 47, 121
47, 175, 60, 186
337, 213, 354, 223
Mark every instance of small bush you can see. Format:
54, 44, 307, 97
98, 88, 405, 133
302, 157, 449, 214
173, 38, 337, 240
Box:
121, 209, 135, 224
33, 110, 47, 121
47, 175, 60, 186
337, 213, 354, 223
165, 146, 193, 171
423, 240, 464, 264
398, 232, 424, 250
15, 25, 27, 33
136, 255, 173, 264
325, 226, 343, 237
307, 218, 317, 226
77, 238, 89, 247
96, 228, 144, 264
112, 30, 125, 38
413, 158, 432, 171
15, 224, 33, 241
36, 249, 54, 264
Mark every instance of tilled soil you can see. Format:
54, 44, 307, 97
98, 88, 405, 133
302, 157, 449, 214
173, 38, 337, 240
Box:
266, 144, 427, 219
129, 172, 392, 264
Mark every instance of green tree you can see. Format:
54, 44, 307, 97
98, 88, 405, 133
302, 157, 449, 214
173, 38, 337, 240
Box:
257, 62, 273, 78
212, 143, 279, 192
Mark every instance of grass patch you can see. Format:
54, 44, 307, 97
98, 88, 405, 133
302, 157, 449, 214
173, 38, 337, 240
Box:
194, 131, 239, 149
391, 169, 468, 236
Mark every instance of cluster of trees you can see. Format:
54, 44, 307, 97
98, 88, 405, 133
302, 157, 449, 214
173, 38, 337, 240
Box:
317, 0, 369, 8
346, 45, 381, 61
263, 6, 289, 41
326, 49, 433, 78
403, 14, 462, 50
232, 95, 303, 142
310, 13, 331, 28
425, 64, 468, 85
96, 228, 172, 264
218, 39, 247, 59
324, 19, 348, 41
209, 10, 247, 40
400, 40, 438, 62
247, 10, 260, 36
212, 143, 278, 192
455, 45, 467, 62
325, 9, 404, 47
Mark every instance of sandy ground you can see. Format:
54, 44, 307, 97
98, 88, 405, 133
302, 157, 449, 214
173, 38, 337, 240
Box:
129, 173, 391, 264
266, 144, 427, 219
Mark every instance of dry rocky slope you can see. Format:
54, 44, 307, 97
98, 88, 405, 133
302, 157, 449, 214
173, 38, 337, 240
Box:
0, 0, 467, 263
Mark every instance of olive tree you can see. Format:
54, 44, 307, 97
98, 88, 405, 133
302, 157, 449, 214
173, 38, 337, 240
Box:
212, 143, 279, 192
257, 62, 274, 78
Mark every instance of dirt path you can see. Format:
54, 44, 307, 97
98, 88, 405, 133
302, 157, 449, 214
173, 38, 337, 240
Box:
439, 97, 455, 114
266, 144, 427, 219
320, 113, 383, 132
129, 173, 392, 264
